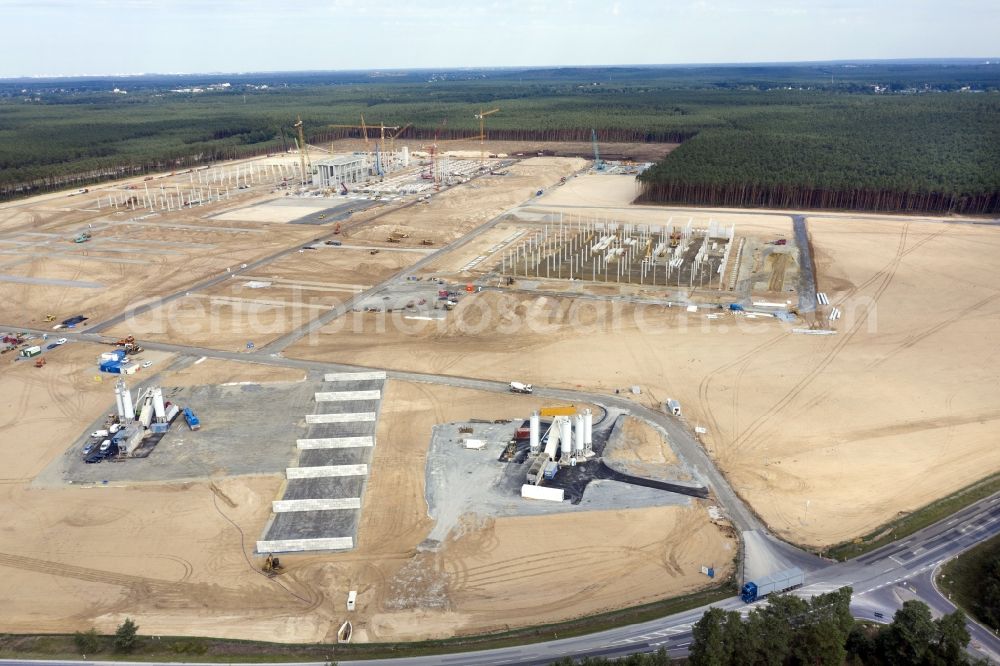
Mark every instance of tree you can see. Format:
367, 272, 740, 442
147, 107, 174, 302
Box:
690, 607, 731, 666
977, 557, 1000, 630
73, 627, 100, 654
114, 617, 139, 653
877, 601, 936, 665
929, 610, 972, 665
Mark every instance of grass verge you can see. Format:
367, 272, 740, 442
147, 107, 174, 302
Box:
824, 473, 1000, 561
0, 579, 735, 662
937, 533, 1000, 632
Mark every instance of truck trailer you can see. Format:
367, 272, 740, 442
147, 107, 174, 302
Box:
740, 567, 804, 603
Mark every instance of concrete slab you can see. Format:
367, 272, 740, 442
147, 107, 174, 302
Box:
284, 477, 366, 500
315, 390, 382, 401
297, 436, 375, 449
256, 537, 353, 553
272, 498, 362, 512
305, 412, 376, 423
324, 371, 386, 381
287, 464, 368, 479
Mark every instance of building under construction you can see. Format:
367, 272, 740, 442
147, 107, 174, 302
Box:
500, 217, 739, 290
313, 155, 368, 189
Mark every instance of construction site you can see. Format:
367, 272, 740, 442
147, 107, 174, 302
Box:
0, 111, 998, 649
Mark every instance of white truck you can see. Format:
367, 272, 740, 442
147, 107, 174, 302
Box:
509, 381, 533, 394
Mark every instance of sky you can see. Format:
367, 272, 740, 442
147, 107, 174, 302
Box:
1, 0, 997, 78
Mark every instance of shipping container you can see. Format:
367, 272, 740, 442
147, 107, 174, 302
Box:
19, 346, 41, 358
543, 461, 559, 480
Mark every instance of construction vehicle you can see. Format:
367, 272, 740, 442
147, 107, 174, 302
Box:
387, 237, 401, 243
333, 223, 342, 234
340, 181, 348, 195
34, 357, 46, 368
369, 249, 380, 255
72, 232, 91, 243
509, 381, 533, 395
262, 553, 282, 576
420, 239, 434, 246
44, 314, 55, 322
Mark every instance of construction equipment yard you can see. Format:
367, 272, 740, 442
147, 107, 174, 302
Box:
0, 135, 999, 648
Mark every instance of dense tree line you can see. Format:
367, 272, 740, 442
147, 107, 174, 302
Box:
637, 94, 1000, 215
545, 592, 982, 666
1, 72, 998, 211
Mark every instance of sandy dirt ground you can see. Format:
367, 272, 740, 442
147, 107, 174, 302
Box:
348, 157, 589, 247
0, 198, 332, 326
0, 352, 732, 642
287, 215, 1000, 548
0, 343, 342, 642
353, 381, 731, 641
166, 358, 307, 387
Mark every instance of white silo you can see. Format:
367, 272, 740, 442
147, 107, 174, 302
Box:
574, 413, 585, 453
584, 409, 593, 449
114, 381, 126, 419
120, 382, 135, 421
560, 417, 572, 460
529, 411, 540, 453
152, 387, 166, 420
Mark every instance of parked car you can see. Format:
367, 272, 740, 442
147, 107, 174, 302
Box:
82, 443, 95, 455
84, 452, 103, 464
141, 361, 153, 368
99, 439, 112, 452
56, 338, 67, 345
46, 343, 58, 350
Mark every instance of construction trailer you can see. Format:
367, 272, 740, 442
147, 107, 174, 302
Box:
19, 346, 41, 358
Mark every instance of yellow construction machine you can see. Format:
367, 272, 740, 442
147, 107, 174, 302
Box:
262, 553, 282, 576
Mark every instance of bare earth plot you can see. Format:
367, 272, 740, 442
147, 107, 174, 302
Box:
0, 341, 731, 643
286, 215, 1000, 548
0, 198, 330, 326
351, 380, 733, 641
348, 157, 589, 247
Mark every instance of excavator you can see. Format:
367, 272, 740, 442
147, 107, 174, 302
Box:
44, 314, 56, 322
262, 553, 282, 577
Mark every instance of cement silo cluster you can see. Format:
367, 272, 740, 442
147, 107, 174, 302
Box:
524, 408, 594, 487
90, 379, 184, 460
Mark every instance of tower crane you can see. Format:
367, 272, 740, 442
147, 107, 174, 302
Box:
327, 121, 401, 176
293, 116, 310, 186
591, 128, 604, 171
474, 107, 500, 162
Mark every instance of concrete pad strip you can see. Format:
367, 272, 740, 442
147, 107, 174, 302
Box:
272, 498, 362, 512
255, 537, 353, 553
315, 390, 382, 401
297, 436, 375, 449
286, 464, 368, 479
305, 412, 376, 423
